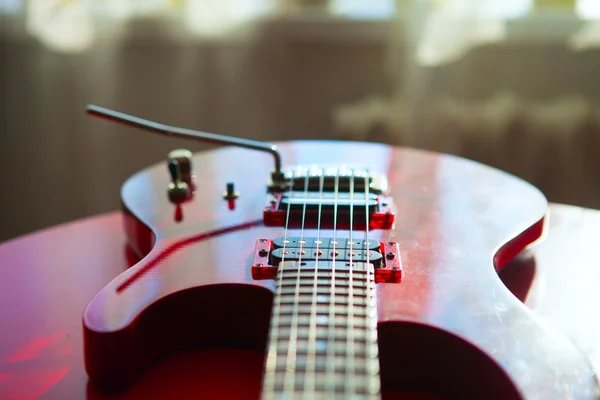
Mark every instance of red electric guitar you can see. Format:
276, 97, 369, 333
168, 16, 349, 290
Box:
82, 106, 599, 399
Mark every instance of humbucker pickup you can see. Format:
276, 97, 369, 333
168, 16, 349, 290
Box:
252, 237, 402, 283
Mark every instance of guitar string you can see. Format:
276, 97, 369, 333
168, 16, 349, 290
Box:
364, 169, 380, 397
267, 167, 378, 397
325, 167, 341, 395
265, 168, 381, 397
303, 169, 325, 399
262, 168, 295, 400
283, 167, 310, 395
346, 168, 357, 397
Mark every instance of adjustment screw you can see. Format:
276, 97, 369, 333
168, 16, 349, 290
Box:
259, 249, 269, 257
256, 264, 264, 268
392, 267, 399, 271
259, 239, 267, 243
388, 242, 396, 246
386, 252, 395, 260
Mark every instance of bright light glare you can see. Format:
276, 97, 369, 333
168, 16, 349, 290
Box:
27, 0, 94, 53
432, 0, 532, 18
0, 0, 20, 14
330, 0, 395, 19
184, 0, 273, 37
576, 0, 600, 19
94, 0, 165, 20
476, 0, 533, 19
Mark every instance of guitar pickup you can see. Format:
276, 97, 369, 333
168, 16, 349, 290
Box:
252, 237, 402, 283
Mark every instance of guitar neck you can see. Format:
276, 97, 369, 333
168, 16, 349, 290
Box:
261, 260, 381, 399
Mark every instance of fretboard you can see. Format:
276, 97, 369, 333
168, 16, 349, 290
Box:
261, 261, 381, 400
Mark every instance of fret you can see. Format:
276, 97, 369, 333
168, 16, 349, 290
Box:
277, 263, 371, 273
279, 286, 371, 296
280, 271, 371, 281
277, 304, 368, 316
275, 354, 378, 373
276, 314, 367, 327
280, 278, 373, 287
261, 260, 381, 400
275, 294, 373, 307
275, 326, 374, 341
271, 372, 377, 392
263, 393, 374, 400
275, 340, 371, 355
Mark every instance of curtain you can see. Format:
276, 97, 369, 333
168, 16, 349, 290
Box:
334, 0, 600, 207
1, 0, 600, 240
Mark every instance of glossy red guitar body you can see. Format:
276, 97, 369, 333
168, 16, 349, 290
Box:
83, 141, 599, 399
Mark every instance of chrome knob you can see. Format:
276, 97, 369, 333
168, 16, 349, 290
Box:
168, 149, 194, 188
167, 149, 193, 203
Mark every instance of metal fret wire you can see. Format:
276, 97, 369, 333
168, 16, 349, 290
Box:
302, 171, 325, 398
263, 167, 381, 399
365, 169, 381, 396
346, 170, 356, 396
325, 168, 341, 394
282, 169, 310, 395
262, 170, 296, 399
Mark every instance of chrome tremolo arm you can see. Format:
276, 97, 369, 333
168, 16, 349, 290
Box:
86, 104, 286, 191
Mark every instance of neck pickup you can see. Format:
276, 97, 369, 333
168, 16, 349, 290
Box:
269, 236, 384, 267
252, 238, 402, 283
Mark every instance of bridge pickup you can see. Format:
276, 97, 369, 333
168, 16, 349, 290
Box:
264, 193, 394, 230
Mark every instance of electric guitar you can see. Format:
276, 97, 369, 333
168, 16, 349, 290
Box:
82, 106, 599, 399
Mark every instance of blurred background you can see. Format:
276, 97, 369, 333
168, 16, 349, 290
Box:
1, 0, 600, 241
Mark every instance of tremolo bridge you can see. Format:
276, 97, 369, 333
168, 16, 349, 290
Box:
264, 166, 395, 230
